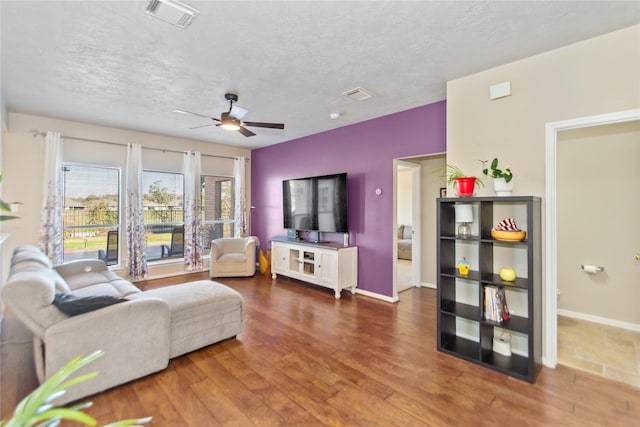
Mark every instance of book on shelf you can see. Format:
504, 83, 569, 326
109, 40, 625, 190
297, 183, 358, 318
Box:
484, 286, 510, 322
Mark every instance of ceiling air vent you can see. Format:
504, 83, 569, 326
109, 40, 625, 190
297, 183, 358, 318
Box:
146, 0, 200, 29
342, 87, 375, 101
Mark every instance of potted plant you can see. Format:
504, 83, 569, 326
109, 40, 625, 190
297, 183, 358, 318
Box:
444, 164, 483, 197
480, 158, 514, 196
0, 173, 21, 221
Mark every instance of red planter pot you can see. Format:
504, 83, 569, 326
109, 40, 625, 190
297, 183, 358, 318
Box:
455, 177, 476, 197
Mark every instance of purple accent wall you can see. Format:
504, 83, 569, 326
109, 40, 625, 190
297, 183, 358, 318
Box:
251, 100, 446, 298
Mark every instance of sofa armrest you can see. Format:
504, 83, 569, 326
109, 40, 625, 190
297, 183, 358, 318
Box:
53, 259, 108, 277
43, 298, 171, 404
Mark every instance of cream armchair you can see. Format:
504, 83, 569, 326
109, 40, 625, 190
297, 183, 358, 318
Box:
209, 236, 259, 278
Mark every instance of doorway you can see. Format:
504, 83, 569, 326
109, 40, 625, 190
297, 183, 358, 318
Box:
396, 160, 421, 294
555, 119, 640, 386
544, 108, 640, 375
393, 154, 446, 300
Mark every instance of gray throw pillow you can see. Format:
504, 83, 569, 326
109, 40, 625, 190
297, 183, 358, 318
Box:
53, 293, 127, 316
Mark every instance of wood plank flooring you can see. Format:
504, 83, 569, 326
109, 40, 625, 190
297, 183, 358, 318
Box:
2, 272, 639, 426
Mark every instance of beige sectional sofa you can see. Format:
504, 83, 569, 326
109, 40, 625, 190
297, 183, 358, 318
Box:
2, 245, 244, 404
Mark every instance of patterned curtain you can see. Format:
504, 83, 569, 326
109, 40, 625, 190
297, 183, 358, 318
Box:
39, 132, 64, 263
183, 151, 203, 270
125, 143, 148, 280
234, 156, 247, 237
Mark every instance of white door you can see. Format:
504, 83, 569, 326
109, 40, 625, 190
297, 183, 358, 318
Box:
272, 243, 289, 274
318, 251, 338, 284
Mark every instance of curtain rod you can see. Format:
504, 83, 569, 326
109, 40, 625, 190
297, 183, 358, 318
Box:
30, 130, 242, 161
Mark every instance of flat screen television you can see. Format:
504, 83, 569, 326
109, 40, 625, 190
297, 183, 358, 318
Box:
282, 173, 348, 233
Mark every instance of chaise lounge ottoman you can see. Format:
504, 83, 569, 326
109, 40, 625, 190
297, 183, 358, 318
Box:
128, 280, 243, 358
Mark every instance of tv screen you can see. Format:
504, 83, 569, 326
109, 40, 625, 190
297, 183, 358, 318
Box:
283, 173, 348, 233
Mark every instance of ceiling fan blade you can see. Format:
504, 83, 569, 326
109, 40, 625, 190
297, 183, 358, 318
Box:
230, 105, 249, 120
189, 123, 216, 129
173, 108, 220, 121
242, 121, 285, 129
237, 126, 256, 137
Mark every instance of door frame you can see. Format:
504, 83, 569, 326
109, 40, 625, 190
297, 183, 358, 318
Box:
543, 108, 640, 368
393, 160, 422, 298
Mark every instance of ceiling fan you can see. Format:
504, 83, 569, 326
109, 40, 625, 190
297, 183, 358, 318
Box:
173, 93, 285, 137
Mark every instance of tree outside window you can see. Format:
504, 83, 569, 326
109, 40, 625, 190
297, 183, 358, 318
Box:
142, 171, 184, 261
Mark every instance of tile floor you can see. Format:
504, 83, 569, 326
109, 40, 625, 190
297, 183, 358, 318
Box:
557, 315, 640, 388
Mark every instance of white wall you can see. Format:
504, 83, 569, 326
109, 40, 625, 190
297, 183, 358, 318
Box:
2, 112, 251, 281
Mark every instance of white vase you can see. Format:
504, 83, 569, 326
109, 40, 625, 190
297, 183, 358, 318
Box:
493, 177, 514, 196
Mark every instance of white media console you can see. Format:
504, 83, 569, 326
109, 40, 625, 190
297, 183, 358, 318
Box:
271, 237, 358, 299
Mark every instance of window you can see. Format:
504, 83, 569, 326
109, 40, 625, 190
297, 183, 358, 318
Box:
62, 165, 120, 265
201, 175, 234, 256
143, 171, 184, 261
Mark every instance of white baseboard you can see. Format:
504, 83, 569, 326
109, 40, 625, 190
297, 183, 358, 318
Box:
558, 309, 640, 332
355, 288, 399, 303
421, 281, 436, 289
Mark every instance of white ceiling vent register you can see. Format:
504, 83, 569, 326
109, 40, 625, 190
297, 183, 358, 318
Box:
145, 0, 200, 29
342, 87, 375, 101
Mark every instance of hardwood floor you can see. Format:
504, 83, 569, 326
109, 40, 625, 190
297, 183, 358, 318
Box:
2, 272, 639, 426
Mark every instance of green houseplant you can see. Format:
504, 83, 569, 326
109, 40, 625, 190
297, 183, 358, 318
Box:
0, 174, 21, 221
1, 350, 151, 427
480, 158, 514, 196
443, 164, 483, 197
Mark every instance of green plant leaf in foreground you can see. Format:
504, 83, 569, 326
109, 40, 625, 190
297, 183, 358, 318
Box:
1, 350, 151, 427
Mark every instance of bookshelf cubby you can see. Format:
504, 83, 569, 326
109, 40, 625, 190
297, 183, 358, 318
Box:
436, 196, 541, 382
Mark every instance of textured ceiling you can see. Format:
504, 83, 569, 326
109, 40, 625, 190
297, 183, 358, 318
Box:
1, 1, 639, 149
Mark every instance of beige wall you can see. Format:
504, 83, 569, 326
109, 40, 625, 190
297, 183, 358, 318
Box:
446, 25, 639, 348
396, 167, 412, 225
557, 120, 640, 325
446, 25, 640, 198
2, 112, 251, 282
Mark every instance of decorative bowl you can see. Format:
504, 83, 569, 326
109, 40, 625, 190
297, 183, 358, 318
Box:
491, 229, 526, 242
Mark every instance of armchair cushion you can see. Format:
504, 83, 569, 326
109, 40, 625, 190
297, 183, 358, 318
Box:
209, 236, 258, 278
53, 293, 128, 316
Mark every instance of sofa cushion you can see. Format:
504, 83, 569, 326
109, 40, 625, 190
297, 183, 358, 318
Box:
217, 253, 248, 264
53, 293, 128, 316
62, 269, 141, 297
397, 225, 405, 239
51, 270, 71, 294
403, 225, 412, 240
2, 268, 69, 337
11, 245, 53, 269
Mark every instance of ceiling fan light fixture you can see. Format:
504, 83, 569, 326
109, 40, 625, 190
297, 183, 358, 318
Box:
221, 122, 241, 131
220, 113, 241, 131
